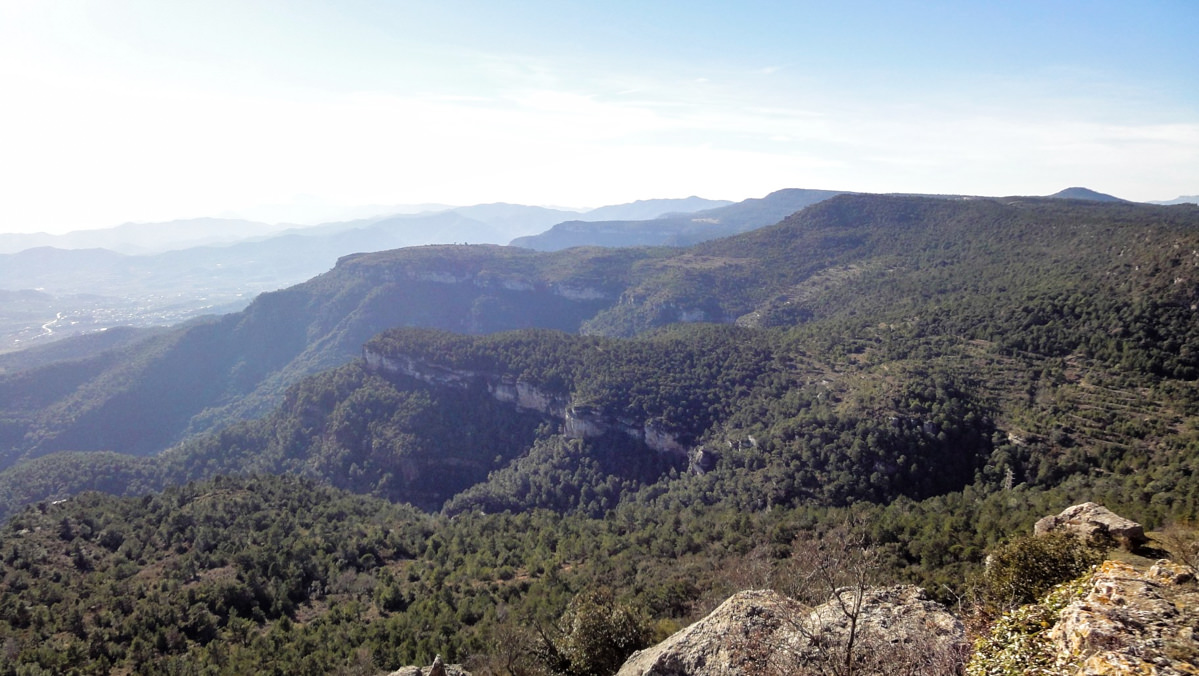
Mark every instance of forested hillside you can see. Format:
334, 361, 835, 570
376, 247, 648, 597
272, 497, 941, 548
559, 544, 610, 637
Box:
4, 194, 1197, 475
0, 245, 661, 468
2, 193, 1199, 673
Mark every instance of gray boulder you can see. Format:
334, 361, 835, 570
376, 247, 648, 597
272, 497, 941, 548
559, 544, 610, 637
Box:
1034, 502, 1147, 548
617, 589, 806, 675
617, 586, 965, 675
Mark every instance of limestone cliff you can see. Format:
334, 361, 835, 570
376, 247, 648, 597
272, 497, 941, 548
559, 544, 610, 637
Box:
362, 348, 689, 458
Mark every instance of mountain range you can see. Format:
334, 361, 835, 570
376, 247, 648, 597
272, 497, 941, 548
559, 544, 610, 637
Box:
1150, 194, 1199, 206
0, 197, 735, 256
509, 188, 846, 250
2, 192, 1197, 502
0, 198, 731, 353
0, 187, 1159, 358
2, 189, 1199, 673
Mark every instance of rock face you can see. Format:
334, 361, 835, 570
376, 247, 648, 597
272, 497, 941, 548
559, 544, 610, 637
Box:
1034, 502, 1148, 548
616, 586, 965, 676
801, 585, 966, 668
688, 447, 719, 475
616, 589, 807, 676
1049, 560, 1198, 675
363, 349, 690, 457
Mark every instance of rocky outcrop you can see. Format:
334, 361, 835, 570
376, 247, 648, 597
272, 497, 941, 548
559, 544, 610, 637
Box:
688, 447, 719, 475
388, 654, 471, 676
1050, 560, 1198, 675
616, 590, 806, 675
363, 349, 690, 458
1034, 502, 1148, 549
490, 378, 566, 413
801, 585, 966, 668
616, 586, 965, 675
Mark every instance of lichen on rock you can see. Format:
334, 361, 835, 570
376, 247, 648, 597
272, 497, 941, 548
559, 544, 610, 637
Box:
1050, 560, 1198, 675
968, 559, 1199, 676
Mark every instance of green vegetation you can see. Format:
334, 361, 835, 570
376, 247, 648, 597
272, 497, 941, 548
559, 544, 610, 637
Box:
976, 532, 1105, 611
533, 588, 655, 676
0, 471, 1183, 674
1, 194, 1199, 672
966, 573, 1093, 676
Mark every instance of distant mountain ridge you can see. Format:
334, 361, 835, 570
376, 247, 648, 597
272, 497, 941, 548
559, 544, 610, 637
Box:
0, 198, 726, 256
0, 218, 289, 255
510, 188, 848, 250
0, 194, 782, 351
576, 196, 733, 222
1150, 194, 1199, 206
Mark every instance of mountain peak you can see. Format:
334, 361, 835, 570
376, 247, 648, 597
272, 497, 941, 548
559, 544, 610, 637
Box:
1045, 187, 1126, 202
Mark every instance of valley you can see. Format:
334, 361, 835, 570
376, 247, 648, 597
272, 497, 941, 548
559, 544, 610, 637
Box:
0, 192, 1198, 674
0, 289, 253, 355
0, 198, 737, 355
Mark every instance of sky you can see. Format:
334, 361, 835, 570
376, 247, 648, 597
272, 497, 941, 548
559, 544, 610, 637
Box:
1, 0, 1197, 234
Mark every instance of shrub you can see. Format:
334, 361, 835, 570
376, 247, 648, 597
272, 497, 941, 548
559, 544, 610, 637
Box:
966, 572, 1091, 676
977, 532, 1104, 611
535, 588, 654, 676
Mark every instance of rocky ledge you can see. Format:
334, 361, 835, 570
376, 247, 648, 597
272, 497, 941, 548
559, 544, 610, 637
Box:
616, 589, 805, 675
1050, 559, 1197, 675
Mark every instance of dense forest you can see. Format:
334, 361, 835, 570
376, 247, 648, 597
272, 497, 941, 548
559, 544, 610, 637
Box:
2, 193, 1199, 673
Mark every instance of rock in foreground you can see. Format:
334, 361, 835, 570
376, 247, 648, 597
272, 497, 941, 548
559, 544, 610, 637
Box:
617, 590, 806, 675
617, 586, 965, 675
1050, 560, 1198, 675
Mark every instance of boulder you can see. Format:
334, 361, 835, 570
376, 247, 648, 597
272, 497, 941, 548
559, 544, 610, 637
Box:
616, 586, 965, 675
802, 585, 965, 663
616, 589, 806, 675
387, 655, 470, 676
1034, 502, 1147, 548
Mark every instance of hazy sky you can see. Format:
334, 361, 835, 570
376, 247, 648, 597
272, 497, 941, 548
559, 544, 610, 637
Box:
2, 0, 1197, 233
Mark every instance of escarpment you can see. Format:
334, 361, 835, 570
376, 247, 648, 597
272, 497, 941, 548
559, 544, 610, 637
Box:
338, 247, 621, 304
362, 346, 690, 457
